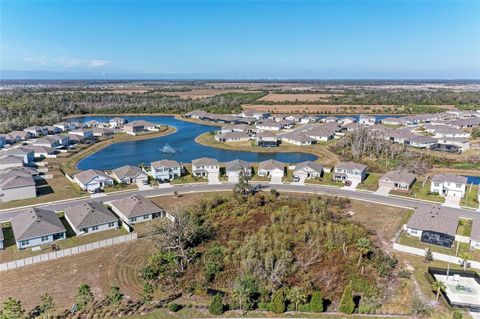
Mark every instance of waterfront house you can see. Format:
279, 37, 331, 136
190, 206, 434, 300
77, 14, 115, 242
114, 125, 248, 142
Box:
220, 124, 253, 134
0, 175, 36, 202
240, 110, 269, 120
109, 117, 127, 128
109, 194, 164, 225
379, 170, 416, 191
255, 132, 278, 147
430, 174, 467, 198
215, 131, 251, 143
73, 169, 114, 193
337, 117, 356, 125
92, 128, 114, 137
24, 126, 48, 137
185, 110, 209, 119
33, 137, 62, 148
124, 120, 159, 135
64, 201, 118, 235
11, 207, 66, 249
53, 122, 75, 131
280, 133, 316, 146
300, 115, 319, 124
293, 161, 323, 179
191, 157, 219, 177
257, 159, 284, 177
359, 115, 378, 126
333, 162, 367, 183
69, 129, 94, 139
256, 120, 284, 131
406, 206, 458, 248
321, 116, 338, 123
111, 165, 148, 184
224, 159, 251, 183
150, 159, 182, 181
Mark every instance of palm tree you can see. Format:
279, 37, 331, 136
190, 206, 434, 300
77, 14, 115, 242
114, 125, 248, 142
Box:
287, 287, 307, 312
356, 237, 372, 267
431, 280, 446, 302
459, 253, 471, 272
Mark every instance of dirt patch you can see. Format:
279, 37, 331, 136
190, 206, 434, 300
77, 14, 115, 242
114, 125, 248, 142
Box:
259, 93, 338, 102
159, 89, 260, 100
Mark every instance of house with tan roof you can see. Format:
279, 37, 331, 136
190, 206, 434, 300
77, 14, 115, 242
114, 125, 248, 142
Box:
111, 165, 148, 185
257, 159, 284, 177
64, 201, 118, 235
379, 170, 416, 191
215, 131, 251, 143
109, 194, 164, 225
11, 207, 66, 249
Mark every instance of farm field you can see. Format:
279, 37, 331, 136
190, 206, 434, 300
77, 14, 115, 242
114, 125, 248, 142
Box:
258, 92, 338, 102
158, 89, 261, 99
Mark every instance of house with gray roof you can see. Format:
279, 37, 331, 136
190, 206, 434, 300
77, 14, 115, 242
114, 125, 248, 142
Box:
2, 146, 35, 165
333, 162, 367, 183
64, 201, 118, 235
111, 165, 148, 185
73, 169, 114, 193
192, 158, 219, 177
258, 159, 284, 177
379, 170, 416, 191
406, 206, 459, 248
24, 126, 48, 137
430, 174, 468, 198
109, 194, 164, 225
11, 207, 66, 249
224, 159, 252, 182
280, 133, 316, 146
0, 175, 36, 202
215, 131, 251, 143
0, 155, 25, 170
470, 218, 480, 250
293, 161, 323, 179
150, 159, 182, 181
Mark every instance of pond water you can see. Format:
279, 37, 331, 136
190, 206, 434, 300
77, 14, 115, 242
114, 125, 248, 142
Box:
465, 175, 480, 185
75, 115, 318, 170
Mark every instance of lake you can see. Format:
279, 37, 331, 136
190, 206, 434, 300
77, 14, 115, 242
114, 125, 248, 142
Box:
75, 115, 318, 170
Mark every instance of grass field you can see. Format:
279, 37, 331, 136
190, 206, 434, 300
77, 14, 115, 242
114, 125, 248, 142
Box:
461, 184, 479, 208
158, 89, 261, 100
258, 92, 337, 102
356, 173, 381, 191
390, 180, 445, 203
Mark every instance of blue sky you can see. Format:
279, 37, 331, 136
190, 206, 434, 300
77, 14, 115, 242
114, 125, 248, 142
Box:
1, 1, 479, 79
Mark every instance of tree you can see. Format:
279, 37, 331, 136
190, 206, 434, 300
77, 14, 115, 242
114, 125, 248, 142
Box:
459, 253, 471, 271
356, 237, 372, 267
107, 286, 123, 306
431, 281, 446, 302
75, 284, 93, 311
208, 294, 224, 315
39, 293, 55, 317
233, 168, 253, 199
233, 275, 258, 314
270, 289, 286, 314
140, 282, 154, 303
287, 287, 307, 312
338, 284, 355, 314
0, 298, 25, 319
309, 291, 324, 313
424, 248, 433, 262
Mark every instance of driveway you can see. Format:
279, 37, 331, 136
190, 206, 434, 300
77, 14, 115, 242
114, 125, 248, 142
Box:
270, 175, 283, 185
207, 173, 221, 185
443, 194, 461, 208
228, 175, 239, 183
375, 186, 392, 196
291, 175, 306, 186
342, 181, 360, 191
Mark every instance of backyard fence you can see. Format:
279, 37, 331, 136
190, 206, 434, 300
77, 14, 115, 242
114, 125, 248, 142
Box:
393, 243, 480, 270
0, 232, 138, 272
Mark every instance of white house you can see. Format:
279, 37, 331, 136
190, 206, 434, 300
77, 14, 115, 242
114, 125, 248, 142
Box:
33, 137, 61, 148
109, 194, 164, 225
359, 115, 378, 126
215, 132, 251, 142
470, 218, 480, 250
2, 147, 35, 165
430, 174, 467, 198
73, 169, 114, 193
53, 122, 75, 131
11, 207, 66, 249
256, 121, 284, 131
111, 165, 148, 184
333, 162, 367, 183
64, 201, 118, 235
191, 158, 219, 177
280, 133, 316, 146
150, 159, 182, 181
124, 120, 159, 135
257, 159, 284, 177
293, 161, 323, 179
109, 117, 127, 128
69, 129, 94, 139
224, 159, 251, 183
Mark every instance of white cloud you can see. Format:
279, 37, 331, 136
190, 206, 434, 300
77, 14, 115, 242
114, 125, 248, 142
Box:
88, 59, 111, 68
53, 57, 81, 68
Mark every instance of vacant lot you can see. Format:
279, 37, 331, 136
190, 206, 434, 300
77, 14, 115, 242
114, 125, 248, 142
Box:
159, 89, 260, 99
259, 93, 337, 102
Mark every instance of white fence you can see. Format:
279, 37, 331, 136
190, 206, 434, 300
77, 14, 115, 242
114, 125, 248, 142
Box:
0, 232, 138, 272
393, 243, 480, 270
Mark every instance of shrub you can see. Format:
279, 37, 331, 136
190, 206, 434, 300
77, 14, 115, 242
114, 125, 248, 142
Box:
270, 289, 286, 314
168, 303, 182, 312
208, 294, 224, 315
258, 302, 271, 311
398, 269, 412, 279
338, 284, 355, 314
453, 311, 463, 319
309, 291, 324, 313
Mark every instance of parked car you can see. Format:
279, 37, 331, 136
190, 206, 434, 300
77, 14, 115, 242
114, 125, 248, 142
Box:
345, 180, 352, 186
293, 175, 300, 182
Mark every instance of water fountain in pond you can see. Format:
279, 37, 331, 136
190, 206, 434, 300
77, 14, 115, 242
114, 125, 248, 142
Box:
160, 143, 178, 154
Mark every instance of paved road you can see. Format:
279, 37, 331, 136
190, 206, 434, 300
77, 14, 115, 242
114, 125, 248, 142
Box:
0, 182, 478, 221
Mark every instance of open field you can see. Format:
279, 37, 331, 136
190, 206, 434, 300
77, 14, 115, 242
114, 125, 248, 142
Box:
158, 89, 261, 99
258, 92, 337, 102
195, 132, 340, 166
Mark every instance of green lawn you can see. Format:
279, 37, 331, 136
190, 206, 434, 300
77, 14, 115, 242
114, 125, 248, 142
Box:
305, 172, 343, 187
456, 218, 473, 236
391, 180, 445, 203
356, 173, 380, 191
460, 184, 479, 208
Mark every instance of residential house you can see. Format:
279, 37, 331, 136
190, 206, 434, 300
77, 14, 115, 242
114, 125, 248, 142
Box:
359, 115, 378, 126
24, 126, 48, 137
69, 129, 94, 139
406, 135, 437, 149
304, 128, 335, 141
300, 116, 319, 124
379, 170, 416, 191
150, 159, 182, 181
73, 169, 114, 193
185, 110, 209, 119
109, 117, 127, 128
280, 133, 316, 146
321, 116, 338, 123
240, 110, 269, 119
9, 131, 32, 141
44, 125, 62, 135
109, 194, 164, 225
92, 128, 114, 137
191, 158, 219, 177
33, 137, 61, 148
256, 120, 284, 131
432, 127, 470, 139
219, 124, 252, 134
406, 206, 458, 248
31, 146, 56, 158
224, 159, 251, 182
124, 120, 159, 135
11, 207, 66, 249
337, 117, 356, 125
0, 175, 36, 202
255, 132, 278, 147
430, 174, 467, 198
111, 165, 148, 184
53, 122, 75, 131
3, 147, 35, 165
293, 161, 323, 179
333, 162, 367, 183
470, 218, 480, 250
215, 132, 251, 142
0, 155, 25, 170
64, 201, 118, 235
257, 159, 284, 177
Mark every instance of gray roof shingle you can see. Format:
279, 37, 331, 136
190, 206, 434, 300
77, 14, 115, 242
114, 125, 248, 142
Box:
64, 201, 118, 229
110, 194, 163, 218
11, 207, 66, 241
